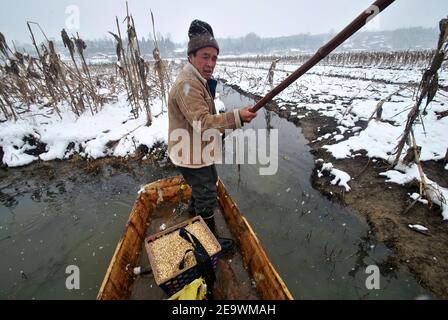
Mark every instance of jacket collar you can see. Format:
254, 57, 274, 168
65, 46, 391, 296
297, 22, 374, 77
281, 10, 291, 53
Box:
183, 62, 217, 98
184, 62, 207, 85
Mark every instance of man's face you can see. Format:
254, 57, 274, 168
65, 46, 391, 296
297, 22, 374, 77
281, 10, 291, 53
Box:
189, 47, 218, 80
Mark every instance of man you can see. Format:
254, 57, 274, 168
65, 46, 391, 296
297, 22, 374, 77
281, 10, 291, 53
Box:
168, 19, 256, 236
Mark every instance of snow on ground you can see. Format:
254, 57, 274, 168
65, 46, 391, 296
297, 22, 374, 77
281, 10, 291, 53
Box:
216, 60, 448, 219
0, 92, 166, 166
408, 224, 429, 232
0, 89, 227, 167
381, 162, 448, 220
323, 120, 403, 160
1, 57, 447, 218
219, 60, 448, 86
215, 92, 226, 112
316, 160, 352, 192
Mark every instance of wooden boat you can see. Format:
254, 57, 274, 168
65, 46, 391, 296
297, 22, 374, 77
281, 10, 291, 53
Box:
97, 175, 293, 300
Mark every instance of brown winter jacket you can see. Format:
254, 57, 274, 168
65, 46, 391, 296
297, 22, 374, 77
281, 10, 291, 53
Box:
168, 62, 242, 168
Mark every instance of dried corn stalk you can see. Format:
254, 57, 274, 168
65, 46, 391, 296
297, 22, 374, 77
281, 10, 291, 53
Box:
151, 10, 170, 114
392, 18, 448, 167
0, 22, 112, 122
108, 3, 154, 125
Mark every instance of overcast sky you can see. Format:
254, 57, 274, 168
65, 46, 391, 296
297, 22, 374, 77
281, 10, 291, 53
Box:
0, 0, 446, 44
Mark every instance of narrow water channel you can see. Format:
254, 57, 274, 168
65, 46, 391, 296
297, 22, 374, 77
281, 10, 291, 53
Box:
0, 85, 432, 299
216, 83, 431, 299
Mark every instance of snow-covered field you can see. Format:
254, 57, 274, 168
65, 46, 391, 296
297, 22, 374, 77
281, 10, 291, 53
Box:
0, 92, 167, 167
215, 60, 448, 219
1, 57, 447, 218
0, 83, 226, 167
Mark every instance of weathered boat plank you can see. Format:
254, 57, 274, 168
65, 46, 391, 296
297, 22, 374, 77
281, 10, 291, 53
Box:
217, 179, 293, 300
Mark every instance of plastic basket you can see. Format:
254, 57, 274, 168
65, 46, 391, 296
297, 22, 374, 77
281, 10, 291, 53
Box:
145, 216, 221, 296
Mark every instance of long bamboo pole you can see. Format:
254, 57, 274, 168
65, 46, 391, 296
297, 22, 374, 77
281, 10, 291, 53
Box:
249, 0, 396, 113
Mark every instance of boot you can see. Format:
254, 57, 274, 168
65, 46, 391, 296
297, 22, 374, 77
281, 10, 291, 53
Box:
203, 214, 234, 254
202, 214, 216, 235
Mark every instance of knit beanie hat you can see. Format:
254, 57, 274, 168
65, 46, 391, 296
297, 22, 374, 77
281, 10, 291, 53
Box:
187, 19, 220, 55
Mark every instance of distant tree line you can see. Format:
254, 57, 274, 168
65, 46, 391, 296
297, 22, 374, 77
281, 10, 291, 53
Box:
15, 33, 176, 58
217, 27, 439, 55
12, 26, 438, 58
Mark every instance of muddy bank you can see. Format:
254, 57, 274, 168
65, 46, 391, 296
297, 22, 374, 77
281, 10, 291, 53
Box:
224, 82, 448, 299
0, 150, 172, 210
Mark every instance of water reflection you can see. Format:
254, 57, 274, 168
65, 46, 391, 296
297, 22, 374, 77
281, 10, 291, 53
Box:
0, 190, 18, 208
